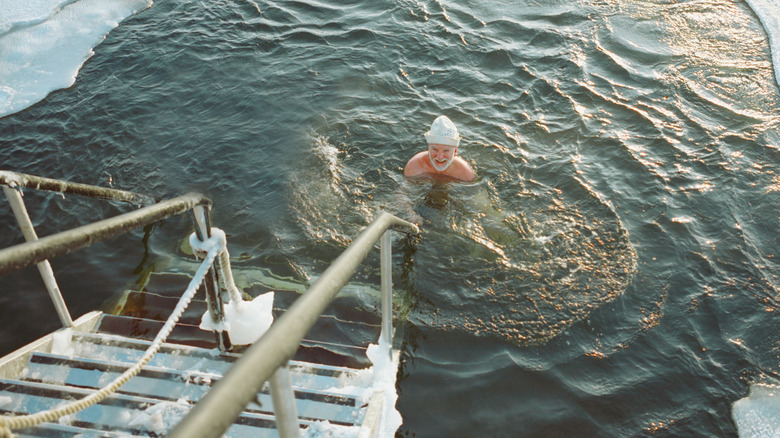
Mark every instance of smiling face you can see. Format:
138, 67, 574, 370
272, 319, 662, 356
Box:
428, 143, 457, 172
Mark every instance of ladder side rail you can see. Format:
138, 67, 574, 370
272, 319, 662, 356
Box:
0, 193, 211, 275
168, 212, 418, 438
0, 170, 155, 206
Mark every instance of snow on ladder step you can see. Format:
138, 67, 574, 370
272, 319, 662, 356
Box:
21, 351, 367, 426
0, 378, 299, 437
12, 422, 149, 438
68, 332, 369, 395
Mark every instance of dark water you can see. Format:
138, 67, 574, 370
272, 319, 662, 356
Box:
2, 0, 780, 436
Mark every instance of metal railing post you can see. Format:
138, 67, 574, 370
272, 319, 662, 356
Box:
190, 205, 231, 351
3, 186, 73, 328
269, 364, 300, 438
380, 231, 392, 347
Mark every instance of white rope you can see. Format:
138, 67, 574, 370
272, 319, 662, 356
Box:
191, 228, 242, 304
0, 231, 227, 436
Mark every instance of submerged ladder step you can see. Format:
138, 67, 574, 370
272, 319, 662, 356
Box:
97, 314, 217, 349
115, 289, 382, 348
131, 274, 384, 327
112, 290, 209, 325
95, 314, 373, 368
22, 352, 367, 425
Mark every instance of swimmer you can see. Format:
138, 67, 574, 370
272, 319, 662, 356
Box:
404, 115, 476, 182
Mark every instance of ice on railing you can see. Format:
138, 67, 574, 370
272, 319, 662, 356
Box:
199, 291, 275, 346
313, 339, 402, 437
189, 227, 276, 346
366, 339, 403, 437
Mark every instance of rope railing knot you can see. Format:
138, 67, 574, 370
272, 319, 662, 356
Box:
189, 227, 242, 303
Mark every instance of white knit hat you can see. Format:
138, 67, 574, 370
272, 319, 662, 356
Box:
424, 115, 461, 147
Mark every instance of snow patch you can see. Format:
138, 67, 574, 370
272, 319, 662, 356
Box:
127, 399, 191, 435
733, 383, 780, 437
50, 328, 74, 356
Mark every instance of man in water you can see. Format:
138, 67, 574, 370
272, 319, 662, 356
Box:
404, 115, 476, 182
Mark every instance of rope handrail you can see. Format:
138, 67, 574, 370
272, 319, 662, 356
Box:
0, 230, 227, 437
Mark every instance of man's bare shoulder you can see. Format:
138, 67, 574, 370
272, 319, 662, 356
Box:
404, 151, 430, 177
450, 157, 476, 182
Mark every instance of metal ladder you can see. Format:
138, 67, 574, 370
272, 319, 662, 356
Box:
0, 170, 418, 437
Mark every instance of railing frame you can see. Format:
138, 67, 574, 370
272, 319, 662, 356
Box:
0, 170, 420, 437
0, 171, 155, 205
0, 171, 236, 354
0, 172, 209, 277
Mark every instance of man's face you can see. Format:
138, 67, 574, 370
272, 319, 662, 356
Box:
428, 143, 456, 171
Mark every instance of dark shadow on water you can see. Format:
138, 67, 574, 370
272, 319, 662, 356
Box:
397, 174, 637, 348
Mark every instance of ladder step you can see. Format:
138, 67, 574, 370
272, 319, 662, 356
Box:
70, 332, 367, 394
113, 290, 208, 325
95, 314, 373, 368
13, 422, 149, 437
97, 314, 217, 349
0, 378, 299, 437
272, 289, 382, 326
284, 310, 380, 351
138, 273, 383, 327
113, 290, 381, 349
22, 352, 366, 425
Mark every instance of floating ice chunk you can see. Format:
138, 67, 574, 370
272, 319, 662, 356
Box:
0, 0, 71, 35
744, 0, 780, 88
0, 0, 153, 119
732, 383, 780, 437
